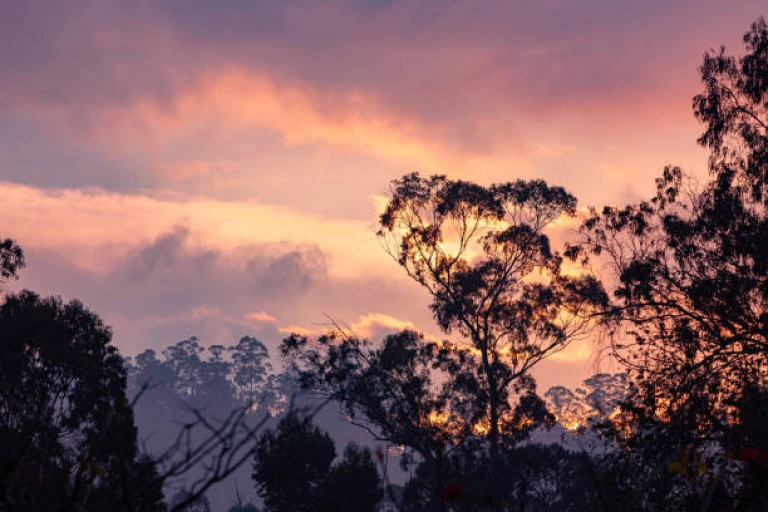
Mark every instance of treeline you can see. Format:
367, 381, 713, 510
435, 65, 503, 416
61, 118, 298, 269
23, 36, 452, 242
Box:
1, 15, 767, 512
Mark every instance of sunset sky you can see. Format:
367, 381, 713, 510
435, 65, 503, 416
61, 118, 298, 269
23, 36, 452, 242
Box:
2, 1, 765, 391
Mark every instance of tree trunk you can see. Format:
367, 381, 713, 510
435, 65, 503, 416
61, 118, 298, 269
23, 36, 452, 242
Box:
483, 348, 503, 512
431, 454, 447, 512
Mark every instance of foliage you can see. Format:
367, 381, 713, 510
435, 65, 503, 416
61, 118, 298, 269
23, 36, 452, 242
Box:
283, 329, 469, 509
127, 336, 284, 511
284, 330, 463, 457
570, 16, 768, 511
129, 336, 280, 419
230, 336, 273, 406
252, 413, 384, 512
577, 17, 768, 449
545, 373, 629, 430
252, 414, 336, 512
318, 444, 383, 512
377, 172, 606, 509
0, 238, 23, 281
0, 290, 165, 511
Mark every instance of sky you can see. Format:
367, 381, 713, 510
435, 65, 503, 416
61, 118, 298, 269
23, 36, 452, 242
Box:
1, 0, 765, 391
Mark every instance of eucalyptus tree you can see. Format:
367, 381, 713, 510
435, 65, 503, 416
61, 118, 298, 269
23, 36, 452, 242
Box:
252, 413, 335, 512
577, 17, 768, 447
230, 336, 272, 408
377, 173, 606, 510
572, 18, 768, 509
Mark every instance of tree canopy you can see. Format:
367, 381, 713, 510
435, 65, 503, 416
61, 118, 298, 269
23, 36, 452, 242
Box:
578, 17, 768, 447
377, 173, 606, 510
0, 290, 164, 511
252, 414, 335, 512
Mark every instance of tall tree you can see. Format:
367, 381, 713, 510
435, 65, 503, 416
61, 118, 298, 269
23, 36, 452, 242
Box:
127, 338, 277, 510
573, 18, 768, 509
163, 337, 206, 400
578, 17, 768, 447
377, 173, 606, 510
230, 336, 272, 408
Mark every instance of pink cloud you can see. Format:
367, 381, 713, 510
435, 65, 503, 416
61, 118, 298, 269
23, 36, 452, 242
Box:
245, 311, 278, 324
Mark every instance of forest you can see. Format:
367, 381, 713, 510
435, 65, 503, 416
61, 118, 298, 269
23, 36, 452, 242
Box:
0, 14, 767, 512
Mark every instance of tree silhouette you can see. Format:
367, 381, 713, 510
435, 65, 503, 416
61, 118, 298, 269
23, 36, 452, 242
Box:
0, 238, 23, 281
318, 444, 382, 512
573, 16, 768, 510
252, 412, 384, 512
578, 17, 768, 447
163, 337, 207, 400
127, 337, 280, 510
0, 243, 277, 511
377, 173, 606, 510
283, 329, 468, 511
230, 336, 272, 409
252, 414, 335, 512
0, 290, 164, 511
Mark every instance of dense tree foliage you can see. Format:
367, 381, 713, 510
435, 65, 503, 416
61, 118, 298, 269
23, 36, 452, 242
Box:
318, 444, 383, 512
127, 336, 288, 511
569, 16, 768, 511
283, 329, 467, 510
578, 17, 767, 444
253, 414, 336, 511
129, 336, 283, 421
252, 414, 381, 512
0, 290, 165, 511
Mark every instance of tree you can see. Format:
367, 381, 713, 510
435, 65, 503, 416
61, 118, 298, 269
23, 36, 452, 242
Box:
230, 336, 272, 408
0, 242, 272, 511
163, 337, 207, 400
578, 17, 768, 448
318, 444, 382, 512
573, 17, 768, 510
544, 373, 629, 430
0, 238, 23, 281
252, 414, 335, 512
127, 338, 275, 512
252, 412, 384, 512
0, 290, 165, 511
283, 329, 467, 511
377, 173, 606, 510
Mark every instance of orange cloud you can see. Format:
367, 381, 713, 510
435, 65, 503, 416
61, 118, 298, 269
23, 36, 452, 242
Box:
278, 312, 419, 339
0, 181, 395, 279
49, 67, 534, 183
